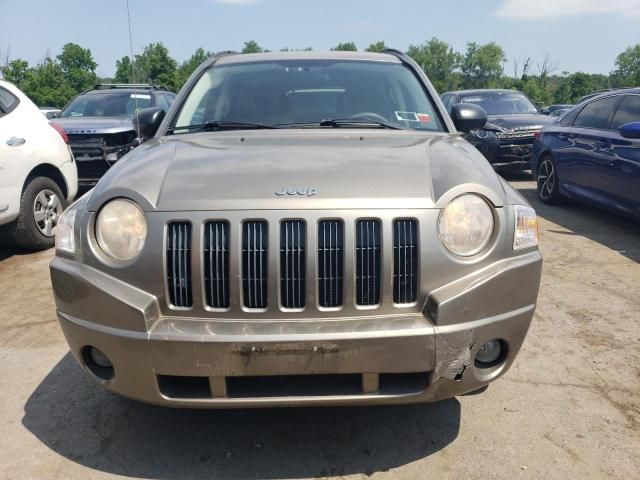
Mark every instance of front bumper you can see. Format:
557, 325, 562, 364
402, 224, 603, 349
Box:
51, 251, 542, 408
468, 135, 535, 169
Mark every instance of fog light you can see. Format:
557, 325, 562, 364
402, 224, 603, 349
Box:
475, 340, 503, 367
90, 347, 112, 368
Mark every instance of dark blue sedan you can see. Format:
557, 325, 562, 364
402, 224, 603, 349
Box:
530, 88, 640, 220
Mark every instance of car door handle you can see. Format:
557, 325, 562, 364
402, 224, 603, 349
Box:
6, 137, 26, 146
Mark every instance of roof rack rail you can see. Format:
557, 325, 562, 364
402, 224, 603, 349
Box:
382, 48, 409, 61
92, 83, 161, 90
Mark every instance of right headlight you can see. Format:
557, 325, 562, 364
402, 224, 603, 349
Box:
95, 199, 147, 262
438, 194, 494, 256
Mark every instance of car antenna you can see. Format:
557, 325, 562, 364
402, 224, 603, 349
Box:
125, 0, 140, 138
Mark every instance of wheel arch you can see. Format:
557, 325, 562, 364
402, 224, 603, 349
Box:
23, 164, 68, 199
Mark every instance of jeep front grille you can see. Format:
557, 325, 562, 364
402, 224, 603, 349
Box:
318, 220, 344, 308
242, 220, 268, 309
393, 219, 418, 304
280, 220, 306, 309
164, 216, 421, 312
204, 221, 230, 309
355, 219, 381, 306
167, 222, 192, 308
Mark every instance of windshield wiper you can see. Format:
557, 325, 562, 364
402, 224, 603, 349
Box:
167, 120, 278, 134
319, 117, 403, 130
274, 117, 403, 130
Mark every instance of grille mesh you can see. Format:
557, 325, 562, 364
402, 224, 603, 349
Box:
318, 220, 344, 308
355, 219, 381, 306
393, 219, 418, 304
280, 220, 306, 309
204, 221, 230, 309
167, 222, 192, 308
242, 221, 268, 309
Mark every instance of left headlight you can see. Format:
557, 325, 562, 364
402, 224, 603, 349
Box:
438, 194, 495, 256
95, 199, 147, 262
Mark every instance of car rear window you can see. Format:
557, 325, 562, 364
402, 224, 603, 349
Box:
0, 86, 19, 116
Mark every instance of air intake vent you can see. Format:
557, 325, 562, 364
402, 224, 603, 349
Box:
280, 220, 306, 309
242, 220, 268, 309
167, 222, 192, 308
393, 219, 418, 304
204, 221, 230, 309
355, 219, 381, 306
318, 220, 344, 308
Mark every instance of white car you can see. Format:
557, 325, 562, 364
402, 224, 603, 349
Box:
0, 80, 78, 250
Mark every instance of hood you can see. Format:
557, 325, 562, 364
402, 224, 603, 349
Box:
53, 116, 135, 135
484, 113, 553, 132
88, 130, 507, 212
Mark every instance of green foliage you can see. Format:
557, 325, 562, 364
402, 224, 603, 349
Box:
611, 44, 640, 87
1, 59, 30, 85
461, 42, 506, 89
407, 38, 462, 93
114, 55, 135, 83
134, 43, 178, 90
242, 41, 263, 54
23, 57, 73, 107
332, 42, 357, 52
177, 48, 211, 86
365, 41, 387, 53
56, 43, 97, 93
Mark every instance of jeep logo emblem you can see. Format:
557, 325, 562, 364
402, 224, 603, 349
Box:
275, 187, 318, 197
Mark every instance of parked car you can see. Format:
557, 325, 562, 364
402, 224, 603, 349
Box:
531, 88, 640, 220
39, 106, 61, 119
541, 104, 573, 115
441, 89, 553, 171
576, 88, 638, 105
0, 80, 77, 249
54, 84, 176, 188
50, 50, 542, 408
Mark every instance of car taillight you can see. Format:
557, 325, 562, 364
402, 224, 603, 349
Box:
49, 122, 68, 144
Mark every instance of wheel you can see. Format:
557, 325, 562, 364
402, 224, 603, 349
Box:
537, 155, 563, 204
4, 177, 66, 250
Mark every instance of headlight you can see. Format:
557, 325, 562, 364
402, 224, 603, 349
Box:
438, 194, 494, 256
95, 199, 147, 262
55, 209, 76, 254
513, 205, 538, 250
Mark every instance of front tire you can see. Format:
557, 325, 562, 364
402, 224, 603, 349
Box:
4, 177, 66, 250
537, 155, 563, 205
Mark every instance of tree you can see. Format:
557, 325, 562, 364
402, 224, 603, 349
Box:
114, 55, 134, 83
56, 43, 97, 93
332, 42, 357, 52
23, 57, 72, 107
178, 48, 210, 87
407, 38, 461, 92
461, 42, 506, 89
0, 59, 30, 87
242, 41, 263, 54
611, 44, 640, 87
365, 41, 387, 53
134, 43, 178, 90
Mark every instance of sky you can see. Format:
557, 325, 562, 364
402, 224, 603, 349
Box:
1, 0, 639, 78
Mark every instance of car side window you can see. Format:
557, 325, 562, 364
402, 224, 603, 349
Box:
0, 86, 19, 117
573, 96, 621, 130
163, 93, 176, 107
155, 94, 170, 111
610, 95, 640, 130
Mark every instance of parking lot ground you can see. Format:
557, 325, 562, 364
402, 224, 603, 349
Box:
0, 176, 639, 480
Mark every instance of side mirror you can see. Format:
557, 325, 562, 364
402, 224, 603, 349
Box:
450, 103, 487, 132
132, 107, 166, 141
618, 122, 640, 139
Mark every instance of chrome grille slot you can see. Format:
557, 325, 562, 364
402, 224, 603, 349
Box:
355, 219, 381, 306
280, 220, 306, 309
166, 222, 192, 308
318, 220, 344, 308
204, 221, 230, 309
393, 219, 418, 304
242, 221, 268, 309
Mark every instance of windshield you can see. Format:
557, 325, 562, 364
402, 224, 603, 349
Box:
59, 92, 152, 118
171, 60, 444, 132
460, 92, 538, 115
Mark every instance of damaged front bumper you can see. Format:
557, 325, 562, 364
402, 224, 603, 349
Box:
50, 251, 542, 408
